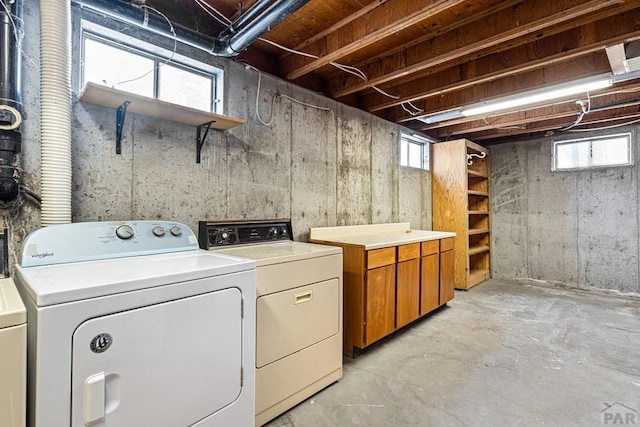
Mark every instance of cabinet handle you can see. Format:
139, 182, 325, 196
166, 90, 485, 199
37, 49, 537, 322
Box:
294, 291, 313, 304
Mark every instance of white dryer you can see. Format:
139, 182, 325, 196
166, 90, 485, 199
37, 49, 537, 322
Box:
14, 221, 256, 427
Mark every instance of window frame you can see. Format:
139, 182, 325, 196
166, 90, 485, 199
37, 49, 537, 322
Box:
400, 133, 431, 170
78, 19, 224, 114
552, 132, 633, 172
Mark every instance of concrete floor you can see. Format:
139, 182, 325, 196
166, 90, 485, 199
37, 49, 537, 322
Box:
266, 279, 640, 426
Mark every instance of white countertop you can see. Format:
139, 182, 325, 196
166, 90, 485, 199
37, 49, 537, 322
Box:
309, 223, 456, 250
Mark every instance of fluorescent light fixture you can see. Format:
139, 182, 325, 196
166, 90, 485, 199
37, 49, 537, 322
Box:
417, 108, 463, 124
414, 69, 640, 126
461, 74, 613, 117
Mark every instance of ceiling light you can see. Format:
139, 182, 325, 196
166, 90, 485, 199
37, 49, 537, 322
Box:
415, 70, 640, 126
461, 74, 613, 117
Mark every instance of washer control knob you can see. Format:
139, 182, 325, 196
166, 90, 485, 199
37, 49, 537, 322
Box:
115, 225, 134, 240
221, 232, 229, 240
268, 227, 278, 238
281, 227, 289, 237
170, 226, 182, 237
152, 226, 165, 237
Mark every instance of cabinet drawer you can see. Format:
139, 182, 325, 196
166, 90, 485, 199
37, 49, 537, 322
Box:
440, 237, 455, 252
367, 247, 396, 269
421, 240, 439, 256
397, 243, 420, 261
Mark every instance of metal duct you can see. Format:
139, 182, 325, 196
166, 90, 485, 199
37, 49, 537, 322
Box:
40, 0, 72, 225
213, 0, 311, 56
75, 0, 311, 57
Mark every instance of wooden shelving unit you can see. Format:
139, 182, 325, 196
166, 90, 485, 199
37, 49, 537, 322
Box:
432, 139, 491, 290
78, 82, 245, 162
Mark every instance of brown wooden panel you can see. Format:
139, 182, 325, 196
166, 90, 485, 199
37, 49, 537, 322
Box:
421, 240, 439, 256
440, 237, 455, 252
396, 259, 420, 328
339, 245, 366, 357
398, 243, 420, 262
365, 265, 396, 345
439, 249, 455, 305
432, 139, 468, 290
367, 247, 396, 269
420, 254, 439, 315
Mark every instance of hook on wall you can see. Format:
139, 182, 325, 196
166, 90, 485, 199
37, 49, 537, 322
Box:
467, 151, 486, 166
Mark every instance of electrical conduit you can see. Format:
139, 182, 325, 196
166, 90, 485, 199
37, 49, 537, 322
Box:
39, 0, 72, 225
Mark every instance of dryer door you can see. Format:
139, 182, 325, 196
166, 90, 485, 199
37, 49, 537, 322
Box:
71, 287, 242, 427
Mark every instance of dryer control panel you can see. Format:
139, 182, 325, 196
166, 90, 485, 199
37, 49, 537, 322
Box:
199, 219, 293, 249
20, 221, 199, 267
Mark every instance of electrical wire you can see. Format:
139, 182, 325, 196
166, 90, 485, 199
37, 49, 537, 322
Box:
193, 1, 405, 105
254, 69, 276, 126
0, 0, 40, 73
567, 117, 640, 132
114, 5, 177, 88
558, 93, 591, 132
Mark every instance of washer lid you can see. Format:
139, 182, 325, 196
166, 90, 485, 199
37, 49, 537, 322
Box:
0, 278, 26, 328
15, 250, 255, 307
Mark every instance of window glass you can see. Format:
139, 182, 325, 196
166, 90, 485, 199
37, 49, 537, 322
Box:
159, 64, 212, 111
400, 133, 430, 170
84, 37, 154, 97
553, 133, 632, 171
80, 21, 223, 114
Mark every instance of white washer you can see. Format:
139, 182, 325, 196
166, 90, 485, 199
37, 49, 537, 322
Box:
14, 221, 256, 427
0, 277, 26, 427
199, 220, 343, 426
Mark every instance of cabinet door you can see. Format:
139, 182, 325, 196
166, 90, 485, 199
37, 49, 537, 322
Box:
420, 253, 439, 315
396, 259, 420, 328
439, 249, 455, 304
365, 264, 396, 345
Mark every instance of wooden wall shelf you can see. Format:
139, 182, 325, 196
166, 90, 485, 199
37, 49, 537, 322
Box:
78, 82, 246, 162
433, 139, 491, 290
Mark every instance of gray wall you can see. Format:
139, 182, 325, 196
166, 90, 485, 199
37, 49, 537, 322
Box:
491, 127, 640, 294
6, 1, 431, 268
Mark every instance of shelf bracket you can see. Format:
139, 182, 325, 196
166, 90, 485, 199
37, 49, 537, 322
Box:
115, 100, 131, 155
196, 120, 215, 164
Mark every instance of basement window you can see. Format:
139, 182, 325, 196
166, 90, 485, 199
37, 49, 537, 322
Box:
400, 133, 430, 170
552, 133, 632, 171
79, 21, 223, 114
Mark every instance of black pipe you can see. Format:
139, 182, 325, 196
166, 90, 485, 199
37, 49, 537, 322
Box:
0, 8, 13, 107
0, 1, 21, 203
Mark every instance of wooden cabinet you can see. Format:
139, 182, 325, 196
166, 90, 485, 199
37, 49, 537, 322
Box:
314, 237, 454, 357
396, 243, 421, 328
433, 139, 491, 290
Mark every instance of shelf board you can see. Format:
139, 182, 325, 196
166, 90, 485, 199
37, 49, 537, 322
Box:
468, 269, 491, 287
467, 169, 488, 178
468, 190, 489, 196
468, 210, 489, 215
468, 245, 490, 256
468, 228, 490, 235
79, 82, 245, 129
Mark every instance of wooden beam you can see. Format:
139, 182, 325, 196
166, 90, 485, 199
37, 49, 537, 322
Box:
280, 0, 467, 81
390, 53, 612, 124
277, 0, 391, 60
430, 90, 640, 137
360, 10, 640, 112
330, 0, 628, 98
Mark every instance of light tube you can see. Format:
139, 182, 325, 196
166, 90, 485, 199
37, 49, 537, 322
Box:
461, 75, 613, 117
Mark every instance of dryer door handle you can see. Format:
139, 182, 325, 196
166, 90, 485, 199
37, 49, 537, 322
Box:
84, 372, 106, 425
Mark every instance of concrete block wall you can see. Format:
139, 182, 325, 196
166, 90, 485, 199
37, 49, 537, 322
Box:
5, 1, 432, 267
490, 127, 640, 294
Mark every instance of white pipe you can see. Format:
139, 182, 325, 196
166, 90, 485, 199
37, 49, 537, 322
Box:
39, 0, 72, 225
